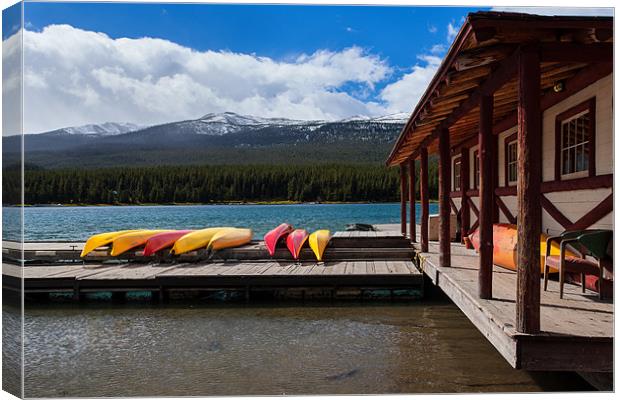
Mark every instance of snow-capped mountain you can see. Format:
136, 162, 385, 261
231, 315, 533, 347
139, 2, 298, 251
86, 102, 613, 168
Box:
38, 122, 145, 136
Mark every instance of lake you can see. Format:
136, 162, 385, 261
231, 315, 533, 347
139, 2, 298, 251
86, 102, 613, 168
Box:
2, 203, 437, 241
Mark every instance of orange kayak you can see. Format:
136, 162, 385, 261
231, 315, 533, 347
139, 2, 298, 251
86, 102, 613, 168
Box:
143, 230, 194, 256
468, 223, 575, 273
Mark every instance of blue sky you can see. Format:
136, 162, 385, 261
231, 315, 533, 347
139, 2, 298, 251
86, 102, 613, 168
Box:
4, 2, 611, 134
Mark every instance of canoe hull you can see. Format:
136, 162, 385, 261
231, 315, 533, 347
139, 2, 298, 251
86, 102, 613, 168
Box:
468, 223, 574, 273
286, 229, 309, 259
81, 230, 141, 257
208, 228, 253, 251
111, 230, 171, 256
264, 223, 293, 256
171, 227, 232, 255
143, 230, 194, 256
309, 230, 331, 261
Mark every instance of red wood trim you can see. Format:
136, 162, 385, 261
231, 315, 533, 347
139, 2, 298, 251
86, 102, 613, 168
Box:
466, 197, 479, 217
540, 195, 572, 230
554, 97, 597, 180
478, 93, 494, 300
539, 42, 612, 63
449, 197, 459, 215
492, 62, 612, 136
542, 174, 612, 193
568, 193, 613, 231
408, 158, 416, 243
439, 127, 452, 268
495, 196, 516, 225
466, 189, 479, 197
420, 147, 429, 252
449, 191, 461, 198
468, 219, 479, 235
460, 147, 470, 240
452, 135, 479, 153
504, 132, 517, 187
495, 186, 517, 196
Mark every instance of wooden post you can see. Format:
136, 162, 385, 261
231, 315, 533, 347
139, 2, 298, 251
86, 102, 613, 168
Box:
460, 147, 470, 242
408, 158, 416, 242
438, 127, 451, 267
478, 94, 494, 300
516, 45, 542, 334
400, 163, 408, 236
420, 147, 429, 252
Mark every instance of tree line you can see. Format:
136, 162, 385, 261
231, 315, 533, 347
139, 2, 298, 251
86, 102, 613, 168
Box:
3, 162, 440, 205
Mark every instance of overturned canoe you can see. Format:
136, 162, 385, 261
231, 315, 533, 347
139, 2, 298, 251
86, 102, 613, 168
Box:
171, 227, 232, 255
286, 229, 309, 260
81, 230, 141, 257
143, 230, 194, 257
264, 223, 294, 256
208, 228, 253, 251
110, 230, 171, 256
468, 223, 575, 273
309, 229, 331, 261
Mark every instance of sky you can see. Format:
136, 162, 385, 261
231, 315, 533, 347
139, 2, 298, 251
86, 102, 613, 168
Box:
1, 2, 614, 134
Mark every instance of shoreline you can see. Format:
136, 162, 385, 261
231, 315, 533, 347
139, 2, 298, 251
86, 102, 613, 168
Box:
4, 200, 439, 207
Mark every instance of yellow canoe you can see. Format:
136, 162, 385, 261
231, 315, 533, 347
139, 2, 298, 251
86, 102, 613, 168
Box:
170, 227, 233, 255
309, 229, 331, 261
81, 230, 141, 257
208, 228, 253, 251
110, 230, 171, 256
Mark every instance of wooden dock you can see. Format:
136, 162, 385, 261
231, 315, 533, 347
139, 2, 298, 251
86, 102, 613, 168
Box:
2, 229, 423, 299
416, 240, 613, 373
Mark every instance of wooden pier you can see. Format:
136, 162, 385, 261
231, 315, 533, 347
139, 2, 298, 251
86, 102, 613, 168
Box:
416, 240, 613, 374
2, 230, 423, 299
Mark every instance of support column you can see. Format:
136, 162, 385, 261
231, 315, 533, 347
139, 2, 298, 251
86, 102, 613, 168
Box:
408, 158, 416, 242
516, 45, 542, 334
400, 163, 407, 237
479, 94, 494, 300
438, 127, 451, 268
420, 147, 429, 252
460, 147, 470, 242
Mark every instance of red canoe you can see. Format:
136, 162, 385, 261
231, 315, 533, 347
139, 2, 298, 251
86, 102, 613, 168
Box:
143, 230, 194, 256
286, 229, 309, 260
264, 223, 294, 256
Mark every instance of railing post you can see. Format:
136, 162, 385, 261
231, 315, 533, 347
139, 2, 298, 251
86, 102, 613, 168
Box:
420, 147, 429, 252
400, 163, 408, 237
408, 157, 416, 242
438, 127, 451, 268
479, 94, 494, 300
516, 45, 542, 334
460, 147, 470, 242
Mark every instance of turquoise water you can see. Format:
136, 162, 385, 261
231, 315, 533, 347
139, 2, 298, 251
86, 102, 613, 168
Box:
2, 203, 437, 241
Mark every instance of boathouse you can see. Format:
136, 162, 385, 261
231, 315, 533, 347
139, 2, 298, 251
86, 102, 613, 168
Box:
386, 12, 613, 378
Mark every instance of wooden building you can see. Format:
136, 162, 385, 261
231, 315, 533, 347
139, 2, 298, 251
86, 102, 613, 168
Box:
386, 12, 613, 379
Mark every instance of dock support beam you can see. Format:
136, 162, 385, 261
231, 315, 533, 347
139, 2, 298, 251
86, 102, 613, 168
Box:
478, 94, 494, 299
400, 163, 408, 236
516, 45, 542, 334
420, 147, 429, 252
438, 127, 451, 268
460, 147, 470, 242
408, 157, 417, 242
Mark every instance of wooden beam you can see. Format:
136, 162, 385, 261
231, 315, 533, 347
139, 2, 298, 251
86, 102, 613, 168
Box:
495, 196, 516, 225
467, 197, 480, 217
400, 163, 408, 236
540, 195, 572, 230
569, 194, 613, 231
438, 127, 452, 267
460, 147, 470, 241
495, 174, 613, 196
516, 45, 542, 334
408, 158, 417, 243
478, 94, 494, 300
539, 42, 612, 63
419, 147, 430, 252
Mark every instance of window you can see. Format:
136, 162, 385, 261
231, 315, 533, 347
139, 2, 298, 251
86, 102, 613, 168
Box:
504, 132, 517, 186
555, 98, 596, 180
453, 157, 461, 191
473, 150, 479, 189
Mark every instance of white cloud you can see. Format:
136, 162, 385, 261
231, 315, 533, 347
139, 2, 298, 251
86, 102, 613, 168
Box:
379, 54, 442, 115
2, 30, 22, 137
427, 24, 437, 34
490, 7, 613, 16
430, 44, 446, 54
19, 24, 394, 133
447, 22, 459, 42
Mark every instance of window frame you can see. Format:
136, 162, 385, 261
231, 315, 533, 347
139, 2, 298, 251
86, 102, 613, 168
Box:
453, 156, 461, 192
504, 132, 518, 187
554, 97, 596, 181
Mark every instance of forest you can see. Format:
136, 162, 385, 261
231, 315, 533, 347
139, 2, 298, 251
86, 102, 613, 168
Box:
3, 163, 440, 205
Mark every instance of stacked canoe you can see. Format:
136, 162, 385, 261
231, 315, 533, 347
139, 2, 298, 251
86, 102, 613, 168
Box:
81, 227, 253, 258
264, 223, 331, 261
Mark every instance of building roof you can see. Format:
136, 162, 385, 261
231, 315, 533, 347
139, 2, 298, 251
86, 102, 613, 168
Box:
385, 11, 613, 166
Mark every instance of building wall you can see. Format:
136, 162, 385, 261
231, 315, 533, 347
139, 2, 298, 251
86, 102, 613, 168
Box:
462, 73, 613, 236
